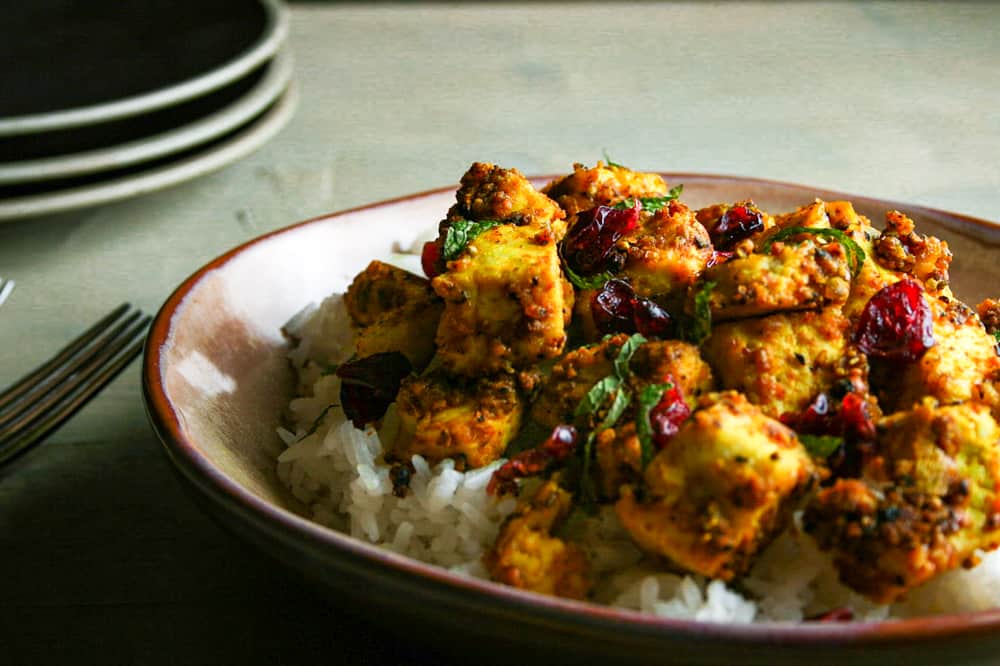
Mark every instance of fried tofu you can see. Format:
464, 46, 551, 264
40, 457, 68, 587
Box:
871, 294, 1000, 418
543, 161, 668, 219
704, 238, 851, 321
531, 334, 714, 430
615, 392, 817, 580
484, 479, 591, 599
392, 371, 523, 469
620, 200, 714, 299
345, 261, 444, 370
450, 161, 567, 238
804, 399, 1000, 603
345, 260, 436, 328
432, 164, 571, 376
702, 307, 859, 419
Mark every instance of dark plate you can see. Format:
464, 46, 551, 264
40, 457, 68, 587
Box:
0, 0, 286, 135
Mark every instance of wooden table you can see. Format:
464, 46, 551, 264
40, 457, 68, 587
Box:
3, 3, 999, 664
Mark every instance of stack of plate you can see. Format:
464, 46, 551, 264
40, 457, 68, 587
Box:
0, 0, 295, 222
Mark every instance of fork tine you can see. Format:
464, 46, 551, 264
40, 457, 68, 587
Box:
0, 303, 131, 413
0, 306, 149, 466
0, 278, 14, 307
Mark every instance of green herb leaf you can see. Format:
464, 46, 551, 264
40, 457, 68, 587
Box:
602, 150, 625, 169
579, 431, 598, 509
601, 387, 632, 430
562, 255, 614, 290
681, 280, 716, 345
614, 185, 684, 213
994, 330, 1000, 344
613, 333, 647, 379
761, 226, 866, 276
799, 433, 843, 458
574, 375, 622, 420
303, 403, 338, 439
636, 383, 672, 467
442, 219, 504, 261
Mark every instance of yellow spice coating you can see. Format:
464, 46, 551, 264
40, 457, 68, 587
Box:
531, 333, 714, 430
804, 399, 1000, 603
344, 260, 439, 328
702, 306, 859, 419
872, 294, 1000, 418
542, 161, 668, 219
621, 200, 713, 299
485, 479, 591, 599
704, 239, 851, 321
616, 392, 816, 581
392, 371, 523, 469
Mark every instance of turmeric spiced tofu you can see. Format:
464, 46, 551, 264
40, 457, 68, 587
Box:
431, 164, 571, 376
615, 392, 817, 581
702, 306, 859, 419
346, 261, 444, 371
392, 371, 523, 469
804, 399, 1000, 603
485, 479, 591, 599
543, 161, 668, 219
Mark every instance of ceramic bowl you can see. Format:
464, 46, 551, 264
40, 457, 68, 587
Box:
143, 175, 1000, 665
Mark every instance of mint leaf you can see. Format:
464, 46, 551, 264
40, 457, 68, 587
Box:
613, 333, 647, 379
562, 255, 614, 290
442, 219, 504, 261
602, 150, 625, 169
636, 383, 672, 467
614, 184, 684, 214
680, 280, 716, 345
761, 226, 866, 276
799, 434, 843, 458
574, 375, 622, 420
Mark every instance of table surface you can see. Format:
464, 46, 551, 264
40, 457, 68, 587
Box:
3, 2, 1000, 664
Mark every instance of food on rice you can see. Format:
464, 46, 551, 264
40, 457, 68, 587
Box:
277, 159, 1000, 623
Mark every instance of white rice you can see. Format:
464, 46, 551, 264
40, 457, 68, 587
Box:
276, 293, 1000, 623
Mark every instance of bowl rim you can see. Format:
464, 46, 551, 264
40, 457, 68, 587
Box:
143, 172, 1000, 647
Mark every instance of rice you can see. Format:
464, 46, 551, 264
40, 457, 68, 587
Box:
276, 293, 1000, 623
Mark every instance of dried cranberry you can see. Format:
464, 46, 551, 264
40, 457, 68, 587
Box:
854, 279, 935, 362
709, 203, 764, 251
839, 392, 875, 442
592, 279, 637, 334
562, 203, 640, 276
782, 391, 874, 443
488, 425, 579, 495
633, 298, 673, 338
648, 379, 690, 448
336, 352, 412, 428
421, 239, 444, 278
591, 278, 673, 338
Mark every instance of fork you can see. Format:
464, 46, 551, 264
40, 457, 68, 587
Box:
0, 277, 14, 308
0, 303, 150, 466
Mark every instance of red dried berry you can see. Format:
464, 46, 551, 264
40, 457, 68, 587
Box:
649, 380, 690, 448
839, 392, 875, 442
336, 352, 412, 428
421, 239, 443, 278
591, 278, 673, 338
781, 391, 874, 443
591, 279, 637, 335
562, 203, 640, 276
632, 298, 673, 338
854, 279, 935, 362
709, 204, 764, 251
488, 425, 578, 496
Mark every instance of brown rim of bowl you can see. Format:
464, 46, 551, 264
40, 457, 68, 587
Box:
143, 173, 1000, 647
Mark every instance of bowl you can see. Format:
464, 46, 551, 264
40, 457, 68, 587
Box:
143, 174, 1000, 665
